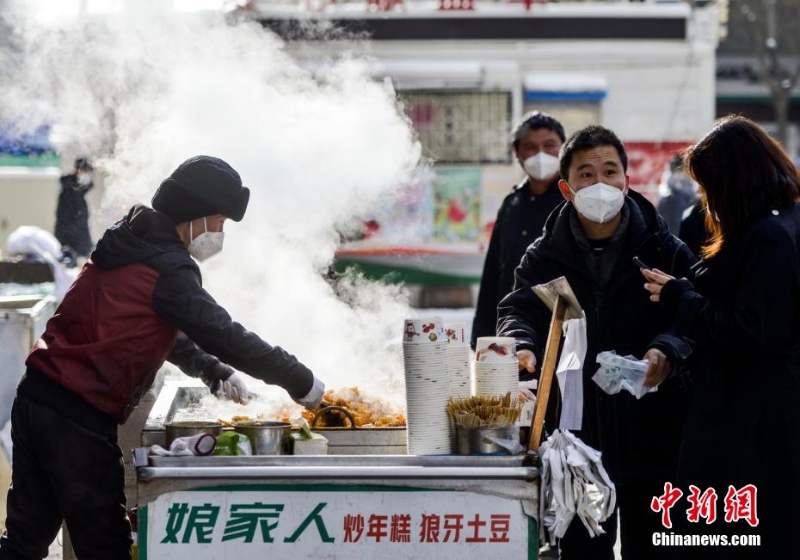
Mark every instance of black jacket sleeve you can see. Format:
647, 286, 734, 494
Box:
645, 235, 698, 373
167, 331, 235, 393
661, 221, 798, 353
495, 248, 553, 379
471, 210, 506, 349
152, 260, 314, 400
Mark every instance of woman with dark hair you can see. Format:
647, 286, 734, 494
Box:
640, 115, 800, 558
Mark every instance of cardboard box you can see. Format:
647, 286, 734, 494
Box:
290, 431, 329, 455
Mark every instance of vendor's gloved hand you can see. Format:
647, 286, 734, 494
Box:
295, 376, 326, 410
217, 372, 252, 404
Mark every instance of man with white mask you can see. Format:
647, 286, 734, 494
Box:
497, 126, 695, 560
0, 155, 325, 559
54, 157, 95, 260
471, 111, 566, 348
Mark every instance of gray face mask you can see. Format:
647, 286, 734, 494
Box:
668, 173, 697, 196
188, 217, 224, 262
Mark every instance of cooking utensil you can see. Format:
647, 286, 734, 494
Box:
311, 405, 358, 429
233, 421, 291, 455
165, 421, 223, 447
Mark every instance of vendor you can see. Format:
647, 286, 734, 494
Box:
0, 155, 325, 559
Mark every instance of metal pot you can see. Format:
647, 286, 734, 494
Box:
233, 421, 291, 455
455, 424, 521, 456
165, 421, 223, 447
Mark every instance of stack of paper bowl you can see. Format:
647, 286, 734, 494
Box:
402, 317, 452, 455
473, 336, 519, 397
445, 322, 471, 398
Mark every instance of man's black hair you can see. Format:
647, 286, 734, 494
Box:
558, 125, 628, 180
669, 154, 684, 173
512, 111, 566, 150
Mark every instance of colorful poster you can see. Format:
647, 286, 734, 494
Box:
625, 141, 691, 204
432, 168, 482, 243
372, 171, 434, 244
479, 165, 523, 248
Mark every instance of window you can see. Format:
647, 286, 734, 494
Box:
400, 91, 512, 164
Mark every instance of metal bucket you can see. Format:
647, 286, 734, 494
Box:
233, 421, 291, 455
165, 421, 223, 447
455, 424, 521, 456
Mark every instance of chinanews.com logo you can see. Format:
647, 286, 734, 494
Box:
650, 482, 762, 548
652, 532, 761, 547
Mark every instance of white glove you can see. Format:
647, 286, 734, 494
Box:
295, 376, 325, 410
218, 372, 252, 404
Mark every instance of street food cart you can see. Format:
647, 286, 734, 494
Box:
133, 385, 541, 559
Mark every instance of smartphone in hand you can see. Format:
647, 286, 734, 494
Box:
633, 256, 652, 271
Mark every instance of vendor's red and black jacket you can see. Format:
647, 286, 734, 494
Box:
25, 204, 314, 427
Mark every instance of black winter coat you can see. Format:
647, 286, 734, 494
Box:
27, 205, 314, 424
471, 178, 563, 348
678, 200, 709, 259
497, 191, 696, 487
54, 173, 94, 257
660, 205, 800, 558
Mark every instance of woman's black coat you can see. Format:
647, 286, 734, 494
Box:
660, 205, 800, 557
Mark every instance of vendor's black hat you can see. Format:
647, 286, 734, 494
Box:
75, 157, 93, 171
152, 155, 250, 223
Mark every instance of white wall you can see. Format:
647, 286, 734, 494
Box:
0, 170, 60, 250
350, 39, 716, 143
290, 5, 719, 144
0, 167, 106, 253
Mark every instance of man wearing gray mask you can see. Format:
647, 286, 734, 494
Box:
0, 155, 325, 559
656, 154, 699, 234
497, 126, 695, 560
471, 111, 566, 349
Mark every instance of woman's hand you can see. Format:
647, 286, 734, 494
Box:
641, 268, 675, 303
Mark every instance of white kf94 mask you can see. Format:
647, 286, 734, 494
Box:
569, 182, 627, 224
523, 152, 560, 181
188, 217, 224, 262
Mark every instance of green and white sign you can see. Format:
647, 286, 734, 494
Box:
140, 484, 537, 559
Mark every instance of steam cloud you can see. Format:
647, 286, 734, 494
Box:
0, 1, 425, 408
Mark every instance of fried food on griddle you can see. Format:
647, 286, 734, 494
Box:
315, 387, 405, 427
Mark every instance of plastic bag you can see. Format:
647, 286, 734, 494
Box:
213, 431, 252, 456
150, 433, 217, 457
484, 433, 524, 455
592, 351, 656, 399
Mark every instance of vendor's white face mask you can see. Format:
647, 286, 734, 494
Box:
77, 172, 93, 186
523, 152, 560, 181
188, 217, 224, 262
569, 182, 627, 224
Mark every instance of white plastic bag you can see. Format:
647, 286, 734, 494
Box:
592, 351, 656, 399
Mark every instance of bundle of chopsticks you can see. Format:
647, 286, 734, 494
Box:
446, 393, 522, 428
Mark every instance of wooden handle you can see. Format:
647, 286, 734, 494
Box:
528, 295, 567, 452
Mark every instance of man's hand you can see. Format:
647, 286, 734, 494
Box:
643, 348, 671, 388
217, 372, 252, 404
517, 349, 537, 373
